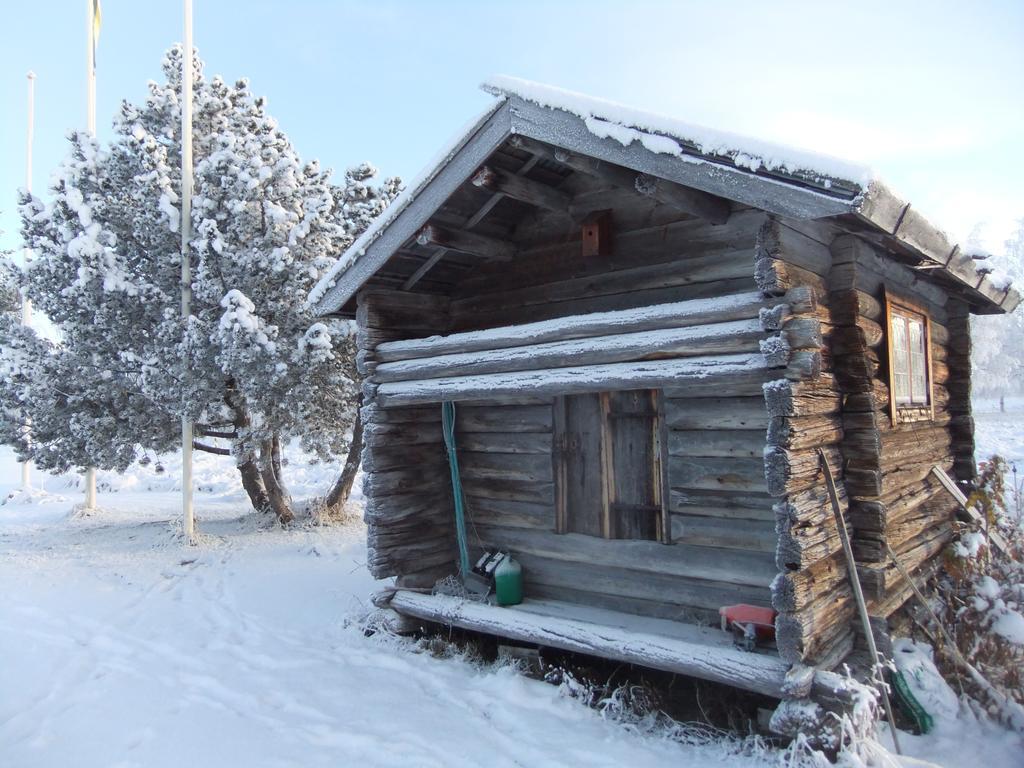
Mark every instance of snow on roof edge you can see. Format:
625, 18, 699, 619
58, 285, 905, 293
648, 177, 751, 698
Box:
483, 75, 875, 195
308, 76, 1017, 315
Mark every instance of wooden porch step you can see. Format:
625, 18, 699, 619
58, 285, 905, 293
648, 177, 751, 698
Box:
389, 590, 790, 698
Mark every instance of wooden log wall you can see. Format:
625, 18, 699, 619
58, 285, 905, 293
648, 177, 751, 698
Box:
946, 301, 976, 484
357, 289, 457, 586
753, 217, 857, 669
448, 207, 771, 329
827, 236, 961, 620
405, 206, 786, 624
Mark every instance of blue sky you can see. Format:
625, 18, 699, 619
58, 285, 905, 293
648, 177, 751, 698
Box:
2, 0, 1023, 260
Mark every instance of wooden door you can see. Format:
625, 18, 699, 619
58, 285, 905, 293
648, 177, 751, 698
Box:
555, 390, 665, 541
558, 393, 606, 537
605, 390, 661, 540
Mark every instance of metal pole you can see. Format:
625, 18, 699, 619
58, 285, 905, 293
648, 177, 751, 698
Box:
818, 449, 902, 755
20, 72, 36, 492
181, 0, 195, 543
86, 0, 96, 135
83, 0, 98, 510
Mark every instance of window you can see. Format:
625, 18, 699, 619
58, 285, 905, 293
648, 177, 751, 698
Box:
553, 390, 668, 542
885, 291, 933, 424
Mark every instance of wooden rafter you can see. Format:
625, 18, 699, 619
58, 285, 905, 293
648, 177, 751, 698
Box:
510, 135, 731, 225
415, 223, 515, 262
402, 155, 540, 290
471, 164, 571, 212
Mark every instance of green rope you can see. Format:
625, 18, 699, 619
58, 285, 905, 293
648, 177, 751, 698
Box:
442, 401, 471, 578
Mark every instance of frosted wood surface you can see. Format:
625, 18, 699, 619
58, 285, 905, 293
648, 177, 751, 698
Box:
390, 591, 789, 698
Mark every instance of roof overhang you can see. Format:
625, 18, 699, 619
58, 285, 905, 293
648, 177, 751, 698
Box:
310, 88, 1019, 317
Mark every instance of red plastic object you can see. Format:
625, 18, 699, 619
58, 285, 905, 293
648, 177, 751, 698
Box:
719, 604, 777, 641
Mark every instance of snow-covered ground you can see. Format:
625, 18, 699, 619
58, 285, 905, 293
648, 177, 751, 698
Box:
1, 399, 1022, 767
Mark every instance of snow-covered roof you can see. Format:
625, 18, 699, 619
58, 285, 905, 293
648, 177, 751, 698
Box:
483, 76, 873, 195
309, 77, 1019, 316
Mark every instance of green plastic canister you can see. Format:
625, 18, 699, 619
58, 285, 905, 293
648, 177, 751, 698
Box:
494, 555, 523, 606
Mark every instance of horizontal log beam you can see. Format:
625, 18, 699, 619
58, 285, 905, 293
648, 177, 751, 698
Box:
390, 591, 789, 698
471, 164, 571, 212
472, 524, 776, 587
416, 223, 515, 261
375, 354, 769, 407
510, 135, 732, 224
374, 318, 766, 383
634, 173, 731, 225
375, 291, 772, 363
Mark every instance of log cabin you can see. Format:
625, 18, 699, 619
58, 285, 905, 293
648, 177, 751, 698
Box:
309, 77, 1020, 732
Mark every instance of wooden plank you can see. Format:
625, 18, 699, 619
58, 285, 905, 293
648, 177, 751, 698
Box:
460, 477, 554, 505
656, 390, 672, 543
451, 249, 755, 318
670, 514, 775, 552
669, 456, 768, 493
465, 496, 554, 530
606, 390, 659, 540
389, 591, 790, 698
668, 429, 764, 458
931, 465, 1009, 555
669, 489, 775, 521
455, 404, 553, 433
465, 208, 766, 299
458, 452, 552, 484
454, 432, 551, 455
665, 397, 768, 430
375, 354, 769, 407
563, 393, 606, 538
455, 276, 759, 330
472, 524, 777, 587
553, 397, 568, 533
514, 554, 769, 615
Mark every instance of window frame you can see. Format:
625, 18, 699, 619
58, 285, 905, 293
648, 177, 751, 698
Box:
883, 289, 934, 426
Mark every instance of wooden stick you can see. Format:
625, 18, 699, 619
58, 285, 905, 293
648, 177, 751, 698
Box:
818, 448, 902, 755
930, 465, 1010, 555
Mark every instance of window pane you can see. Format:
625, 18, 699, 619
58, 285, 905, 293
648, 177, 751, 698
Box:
891, 315, 911, 404
909, 319, 927, 404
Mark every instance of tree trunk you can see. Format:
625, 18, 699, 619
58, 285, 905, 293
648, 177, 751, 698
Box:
322, 408, 363, 518
238, 452, 270, 513
225, 378, 272, 516
259, 437, 294, 524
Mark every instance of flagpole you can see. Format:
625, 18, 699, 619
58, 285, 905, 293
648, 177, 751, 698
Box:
21, 72, 36, 492
83, 0, 98, 511
181, 0, 195, 543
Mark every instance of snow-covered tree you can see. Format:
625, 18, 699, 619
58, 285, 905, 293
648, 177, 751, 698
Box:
10, 46, 399, 522
0, 252, 19, 315
971, 219, 1024, 400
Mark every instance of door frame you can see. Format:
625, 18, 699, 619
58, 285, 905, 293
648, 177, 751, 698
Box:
553, 389, 671, 543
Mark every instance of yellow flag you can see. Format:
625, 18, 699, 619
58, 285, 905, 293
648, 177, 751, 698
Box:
92, 0, 101, 70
